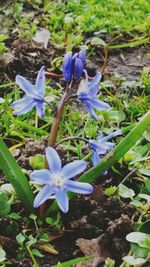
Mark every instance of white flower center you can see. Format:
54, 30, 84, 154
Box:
52, 173, 64, 187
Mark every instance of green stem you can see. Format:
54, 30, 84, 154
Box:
0, 82, 16, 89
45, 110, 150, 215
109, 37, 149, 49
26, 246, 39, 267
55, 136, 89, 147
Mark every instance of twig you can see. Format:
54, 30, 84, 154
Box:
112, 167, 138, 196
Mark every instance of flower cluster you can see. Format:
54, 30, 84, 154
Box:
11, 48, 121, 213
89, 130, 122, 165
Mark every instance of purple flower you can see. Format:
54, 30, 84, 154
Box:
62, 49, 86, 81
89, 129, 122, 165
77, 71, 111, 121
11, 66, 45, 118
30, 147, 93, 213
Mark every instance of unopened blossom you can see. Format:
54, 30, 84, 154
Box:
11, 66, 45, 118
77, 71, 111, 121
30, 147, 93, 213
62, 49, 86, 81
89, 129, 122, 165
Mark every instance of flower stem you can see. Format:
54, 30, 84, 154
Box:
39, 83, 74, 218
55, 136, 89, 147
43, 99, 56, 116
100, 45, 108, 74
47, 91, 68, 146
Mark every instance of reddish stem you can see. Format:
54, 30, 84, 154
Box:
39, 87, 70, 218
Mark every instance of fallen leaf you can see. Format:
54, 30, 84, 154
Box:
76, 234, 112, 267
33, 28, 50, 49
36, 243, 58, 255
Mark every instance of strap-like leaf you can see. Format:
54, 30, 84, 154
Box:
0, 138, 34, 213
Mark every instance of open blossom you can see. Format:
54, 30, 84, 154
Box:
77, 71, 111, 121
89, 129, 122, 165
11, 66, 45, 118
30, 147, 93, 213
62, 49, 86, 81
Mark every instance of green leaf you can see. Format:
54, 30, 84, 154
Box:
29, 154, 45, 170
138, 220, 150, 234
139, 169, 150, 177
139, 238, 150, 250
0, 246, 6, 262
144, 178, 150, 194
138, 193, 150, 202
131, 243, 149, 258
118, 184, 135, 199
9, 212, 22, 220
122, 256, 146, 266
0, 192, 11, 217
108, 109, 126, 123
91, 37, 106, 46
16, 233, 26, 246
126, 232, 150, 244
32, 248, 44, 258
0, 138, 34, 213
104, 186, 117, 196
143, 126, 150, 141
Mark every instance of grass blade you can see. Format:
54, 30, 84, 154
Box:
0, 138, 34, 213
51, 256, 89, 267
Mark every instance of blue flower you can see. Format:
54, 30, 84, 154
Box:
62, 49, 86, 81
30, 147, 93, 213
77, 71, 111, 121
89, 129, 122, 165
11, 66, 45, 118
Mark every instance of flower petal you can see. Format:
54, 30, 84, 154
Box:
12, 96, 35, 116
88, 84, 99, 96
35, 66, 45, 96
61, 160, 87, 180
55, 189, 69, 213
65, 180, 93, 194
15, 75, 34, 94
89, 140, 106, 153
79, 49, 86, 66
90, 98, 111, 111
98, 130, 103, 139
46, 147, 62, 172
74, 57, 84, 79
36, 101, 45, 118
84, 100, 98, 121
11, 96, 32, 108
62, 51, 72, 81
102, 129, 122, 142
30, 169, 51, 184
33, 184, 53, 208
89, 71, 102, 88
92, 150, 100, 166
